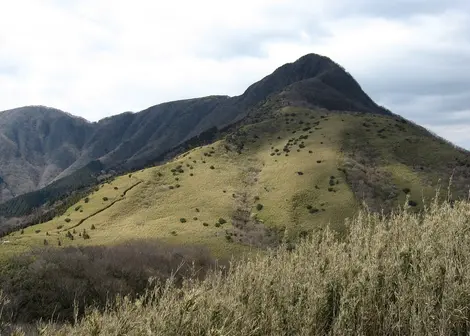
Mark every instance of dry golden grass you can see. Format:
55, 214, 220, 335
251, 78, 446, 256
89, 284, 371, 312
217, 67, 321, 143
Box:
0, 108, 361, 259
7, 193, 467, 335
1, 106, 464, 263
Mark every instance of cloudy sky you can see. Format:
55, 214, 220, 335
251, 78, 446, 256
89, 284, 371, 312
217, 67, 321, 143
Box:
0, 0, 469, 147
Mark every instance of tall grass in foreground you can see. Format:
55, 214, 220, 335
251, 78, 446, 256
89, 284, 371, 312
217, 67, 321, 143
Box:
9, 196, 470, 335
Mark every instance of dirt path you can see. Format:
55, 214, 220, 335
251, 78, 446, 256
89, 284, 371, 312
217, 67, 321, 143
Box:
229, 164, 279, 248
61, 180, 143, 232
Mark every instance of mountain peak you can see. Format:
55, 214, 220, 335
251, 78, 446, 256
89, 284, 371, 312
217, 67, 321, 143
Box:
0, 105, 90, 124
243, 53, 390, 115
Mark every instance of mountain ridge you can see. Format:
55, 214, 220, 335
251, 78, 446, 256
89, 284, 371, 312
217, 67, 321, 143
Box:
0, 53, 389, 201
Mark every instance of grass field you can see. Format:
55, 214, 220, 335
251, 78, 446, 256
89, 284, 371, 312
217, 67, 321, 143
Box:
11, 193, 470, 335
1, 106, 468, 261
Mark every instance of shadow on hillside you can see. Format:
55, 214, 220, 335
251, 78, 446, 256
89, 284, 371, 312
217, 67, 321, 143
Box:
0, 239, 226, 326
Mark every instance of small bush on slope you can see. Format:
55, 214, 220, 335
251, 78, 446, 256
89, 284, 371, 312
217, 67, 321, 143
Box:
32, 195, 470, 335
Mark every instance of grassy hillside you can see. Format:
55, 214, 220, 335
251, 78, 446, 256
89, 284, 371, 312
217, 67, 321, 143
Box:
7, 194, 470, 335
1, 105, 469, 261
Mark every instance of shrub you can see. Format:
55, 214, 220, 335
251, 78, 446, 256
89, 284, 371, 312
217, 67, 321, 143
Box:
180, 218, 187, 223
35, 230, 41, 234
403, 188, 411, 194
195, 208, 200, 212
64, 218, 71, 223
114, 187, 118, 190
256, 204, 264, 211
75, 205, 82, 211
66, 231, 74, 240
210, 166, 215, 170
128, 174, 132, 178
171, 231, 177, 236
0, 240, 219, 324
84, 197, 90, 203
57, 224, 64, 229
203, 222, 209, 227
175, 184, 181, 188
91, 224, 96, 230
215, 223, 221, 228
169, 186, 175, 190
43, 239, 48, 246
20, 229, 24, 234
82, 230, 90, 240
408, 200, 418, 207
297, 172, 304, 176
103, 197, 109, 201
193, 217, 198, 221
218, 218, 227, 225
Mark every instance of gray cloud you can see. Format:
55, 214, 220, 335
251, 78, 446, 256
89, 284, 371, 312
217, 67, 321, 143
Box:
338, 0, 470, 19
358, 48, 470, 128
0, 0, 469, 148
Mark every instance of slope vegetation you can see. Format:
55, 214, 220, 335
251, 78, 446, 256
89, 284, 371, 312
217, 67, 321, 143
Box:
2, 101, 469, 259
6, 194, 470, 335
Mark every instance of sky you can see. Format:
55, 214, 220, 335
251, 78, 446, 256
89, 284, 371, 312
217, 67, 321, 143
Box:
0, 0, 469, 147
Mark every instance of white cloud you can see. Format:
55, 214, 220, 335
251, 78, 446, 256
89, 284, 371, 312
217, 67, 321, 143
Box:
0, 0, 469, 147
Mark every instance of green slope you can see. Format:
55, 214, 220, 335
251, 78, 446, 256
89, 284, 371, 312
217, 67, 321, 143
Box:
1, 105, 469, 260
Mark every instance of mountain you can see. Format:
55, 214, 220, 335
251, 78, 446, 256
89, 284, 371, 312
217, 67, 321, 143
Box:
2, 53, 469, 245
0, 54, 389, 202
0, 106, 93, 202
3, 53, 470, 334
